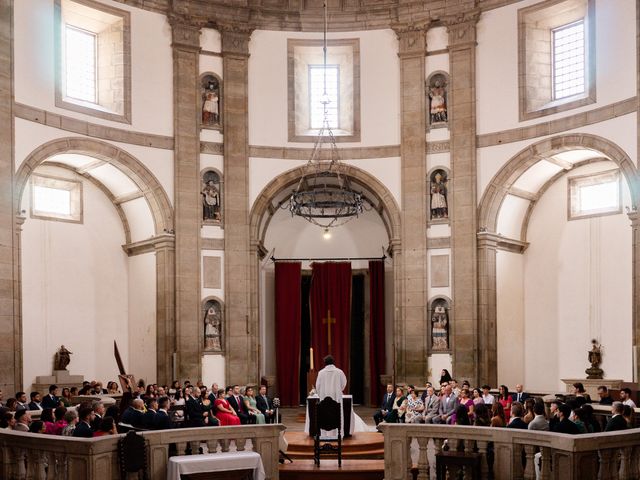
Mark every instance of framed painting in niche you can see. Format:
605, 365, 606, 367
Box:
426, 71, 449, 130
429, 297, 450, 353
203, 299, 223, 353
201, 169, 222, 225
200, 73, 222, 130
428, 168, 449, 223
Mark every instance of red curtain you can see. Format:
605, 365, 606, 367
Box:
275, 262, 302, 407
310, 262, 352, 382
369, 260, 386, 405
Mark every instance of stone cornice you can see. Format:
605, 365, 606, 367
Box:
169, 16, 203, 51
441, 8, 481, 48
392, 21, 429, 58
219, 23, 254, 56
477, 231, 529, 254
122, 233, 175, 256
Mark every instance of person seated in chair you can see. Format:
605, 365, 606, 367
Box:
256, 385, 276, 423
153, 396, 173, 430
374, 384, 395, 425
227, 385, 254, 425
41, 385, 60, 409
121, 399, 145, 429
605, 402, 628, 432
385, 387, 407, 423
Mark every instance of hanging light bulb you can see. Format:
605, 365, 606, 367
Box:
323, 228, 332, 240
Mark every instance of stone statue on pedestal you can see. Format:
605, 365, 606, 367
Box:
54, 345, 72, 371
585, 339, 603, 379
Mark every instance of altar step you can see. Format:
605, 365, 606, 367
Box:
284, 431, 385, 459
279, 459, 385, 480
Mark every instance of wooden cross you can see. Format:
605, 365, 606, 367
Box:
322, 309, 336, 349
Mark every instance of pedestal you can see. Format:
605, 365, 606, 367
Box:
304, 395, 354, 438
32, 369, 85, 393
561, 378, 624, 398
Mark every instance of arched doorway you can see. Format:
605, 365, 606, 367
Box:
15, 137, 175, 387
249, 164, 401, 405
477, 133, 639, 389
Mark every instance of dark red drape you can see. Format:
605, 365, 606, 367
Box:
275, 262, 302, 407
310, 262, 352, 382
369, 260, 386, 405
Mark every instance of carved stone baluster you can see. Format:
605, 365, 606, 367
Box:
189, 441, 200, 454
30, 450, 46, 480
631, 446, 640, 478
476, 440, 490, 479
619, 447, 632, 480
513, 445, 524, 480
522, 445, 536, 480
416, 437, 429, 480
432, 438, 444, 480
236, 438, 247, 452
539, 447, 551, 480
206, 439, 219, 454
176, 442, 187, 455
220, 439, 230, 452
598, 449, 615, 480
53, 452, 68, 479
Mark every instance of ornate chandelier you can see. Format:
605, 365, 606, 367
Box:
285, 1, 365, 230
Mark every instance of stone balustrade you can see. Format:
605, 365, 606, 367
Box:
0, 424, 285, 480
379, 423, 640, 480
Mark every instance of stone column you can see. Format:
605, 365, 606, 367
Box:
0, 0, 20, 396
442, 9, 481, 385
154, 235, 176, 385
477, 232, 498, 386
629, 211, 640, 383
170, 17, 202, 381
220, 25, 256, 385
393, 22, 429, 385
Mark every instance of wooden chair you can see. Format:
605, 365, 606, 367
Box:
118, 430, 148, 480
312, 397, 342, 467
435, 451, 481, 480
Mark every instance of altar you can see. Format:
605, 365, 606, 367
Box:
304, 395, 354, 437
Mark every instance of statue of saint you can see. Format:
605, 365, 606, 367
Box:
204, 306, 222, 351
588, 340, 602, 368
430, 171, 448, 219
202, 180, 220, 221
202, 80, 220, 126
431, 304, 449, 350
429, 79, 447, 124
54, 345, 72, 371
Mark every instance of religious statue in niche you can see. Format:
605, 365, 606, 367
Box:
585, 339, 604, 379
201, 75, 221, 128
204, 300, 223, 352
201, 170, 221, 223
430, 169, 448, 219
427, 73, 448, 127
54, 345, 72, 371
430, 299, 449, 351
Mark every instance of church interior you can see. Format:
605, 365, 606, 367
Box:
1, 0, 639, 478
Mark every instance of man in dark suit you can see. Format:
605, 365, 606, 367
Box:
256, 385, 276, 423
73, 407, 95, 438
511, 384, 530, 404
597, 386, 614, 405
185, 387, 206, 427
153, 396, 173, 430
604, 402, 628, 432
15, 391, 28, 411
90, 401, 105, 431
551, 404, 579, 434
41, 385, 60, 409
121, 399, 145, 428
374, 384, 395, 425
28, 392, 42, 411
507, 402, 528, 429
142, 398, 158, 429
227, 385, 254, 425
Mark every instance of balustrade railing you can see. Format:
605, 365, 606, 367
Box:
0, 424, 285, 480
379, 423, 640, 480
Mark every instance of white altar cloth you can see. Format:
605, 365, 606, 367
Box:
304, 394, 355, 437
167, 451, 265, 480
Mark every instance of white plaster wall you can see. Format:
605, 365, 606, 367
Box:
248, 29, 400, 148
14, 0, 173, 136
476, 0, 636, 135
21, 166, 130, 387
14, 119, 175, 208
520, 162, 632, 391
202, 355, 226, 388
128, 253, 157, 384
496, 251, 525, 388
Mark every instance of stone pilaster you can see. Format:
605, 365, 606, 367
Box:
154, 235, 176, 385
393, 22, 429, 385
629, 211, 640, 383
0, 0, 19, 397
442, 9, 482, 385
477, 232, 498, 387
220, 24, 256, 385
170, 17, 202, 382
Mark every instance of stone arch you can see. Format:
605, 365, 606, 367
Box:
15, 137, 174, 234
478, 133, 638, 234
250, 163, 401, 250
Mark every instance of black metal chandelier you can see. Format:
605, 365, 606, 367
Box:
285, 1, 365, 229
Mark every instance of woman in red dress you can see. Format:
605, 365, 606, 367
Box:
498, 385, 512, 421
214, 389, 241, 426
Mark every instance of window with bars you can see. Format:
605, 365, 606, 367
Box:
552, 20, 585, 100
30, 174, 83, 223
309, 65, 339, 130
64, 25, 97, 104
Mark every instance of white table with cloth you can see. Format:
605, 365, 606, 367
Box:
167, 451, 265, 480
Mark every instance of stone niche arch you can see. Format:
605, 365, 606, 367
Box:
202, 296, 224, 354
247, 163, 402, 392
475, 133, 639, 386
200, 167, 223, 226
15, 137, 176, 386
427, 165, 451, 225
427, 295, 452, 353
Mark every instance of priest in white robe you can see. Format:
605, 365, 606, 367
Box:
315, 355, 347, 402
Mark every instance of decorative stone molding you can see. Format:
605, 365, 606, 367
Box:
219, 23, 254, 57
201, 237, 224, 250
477, 231, 529, 254
392, 21, 429, 58
427, 236, 451, 250
122, 233, 175, 256
441, 9, 481, 48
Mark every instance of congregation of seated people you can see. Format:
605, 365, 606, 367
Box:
0, 379, 279, 436
373, 370, 637, 434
